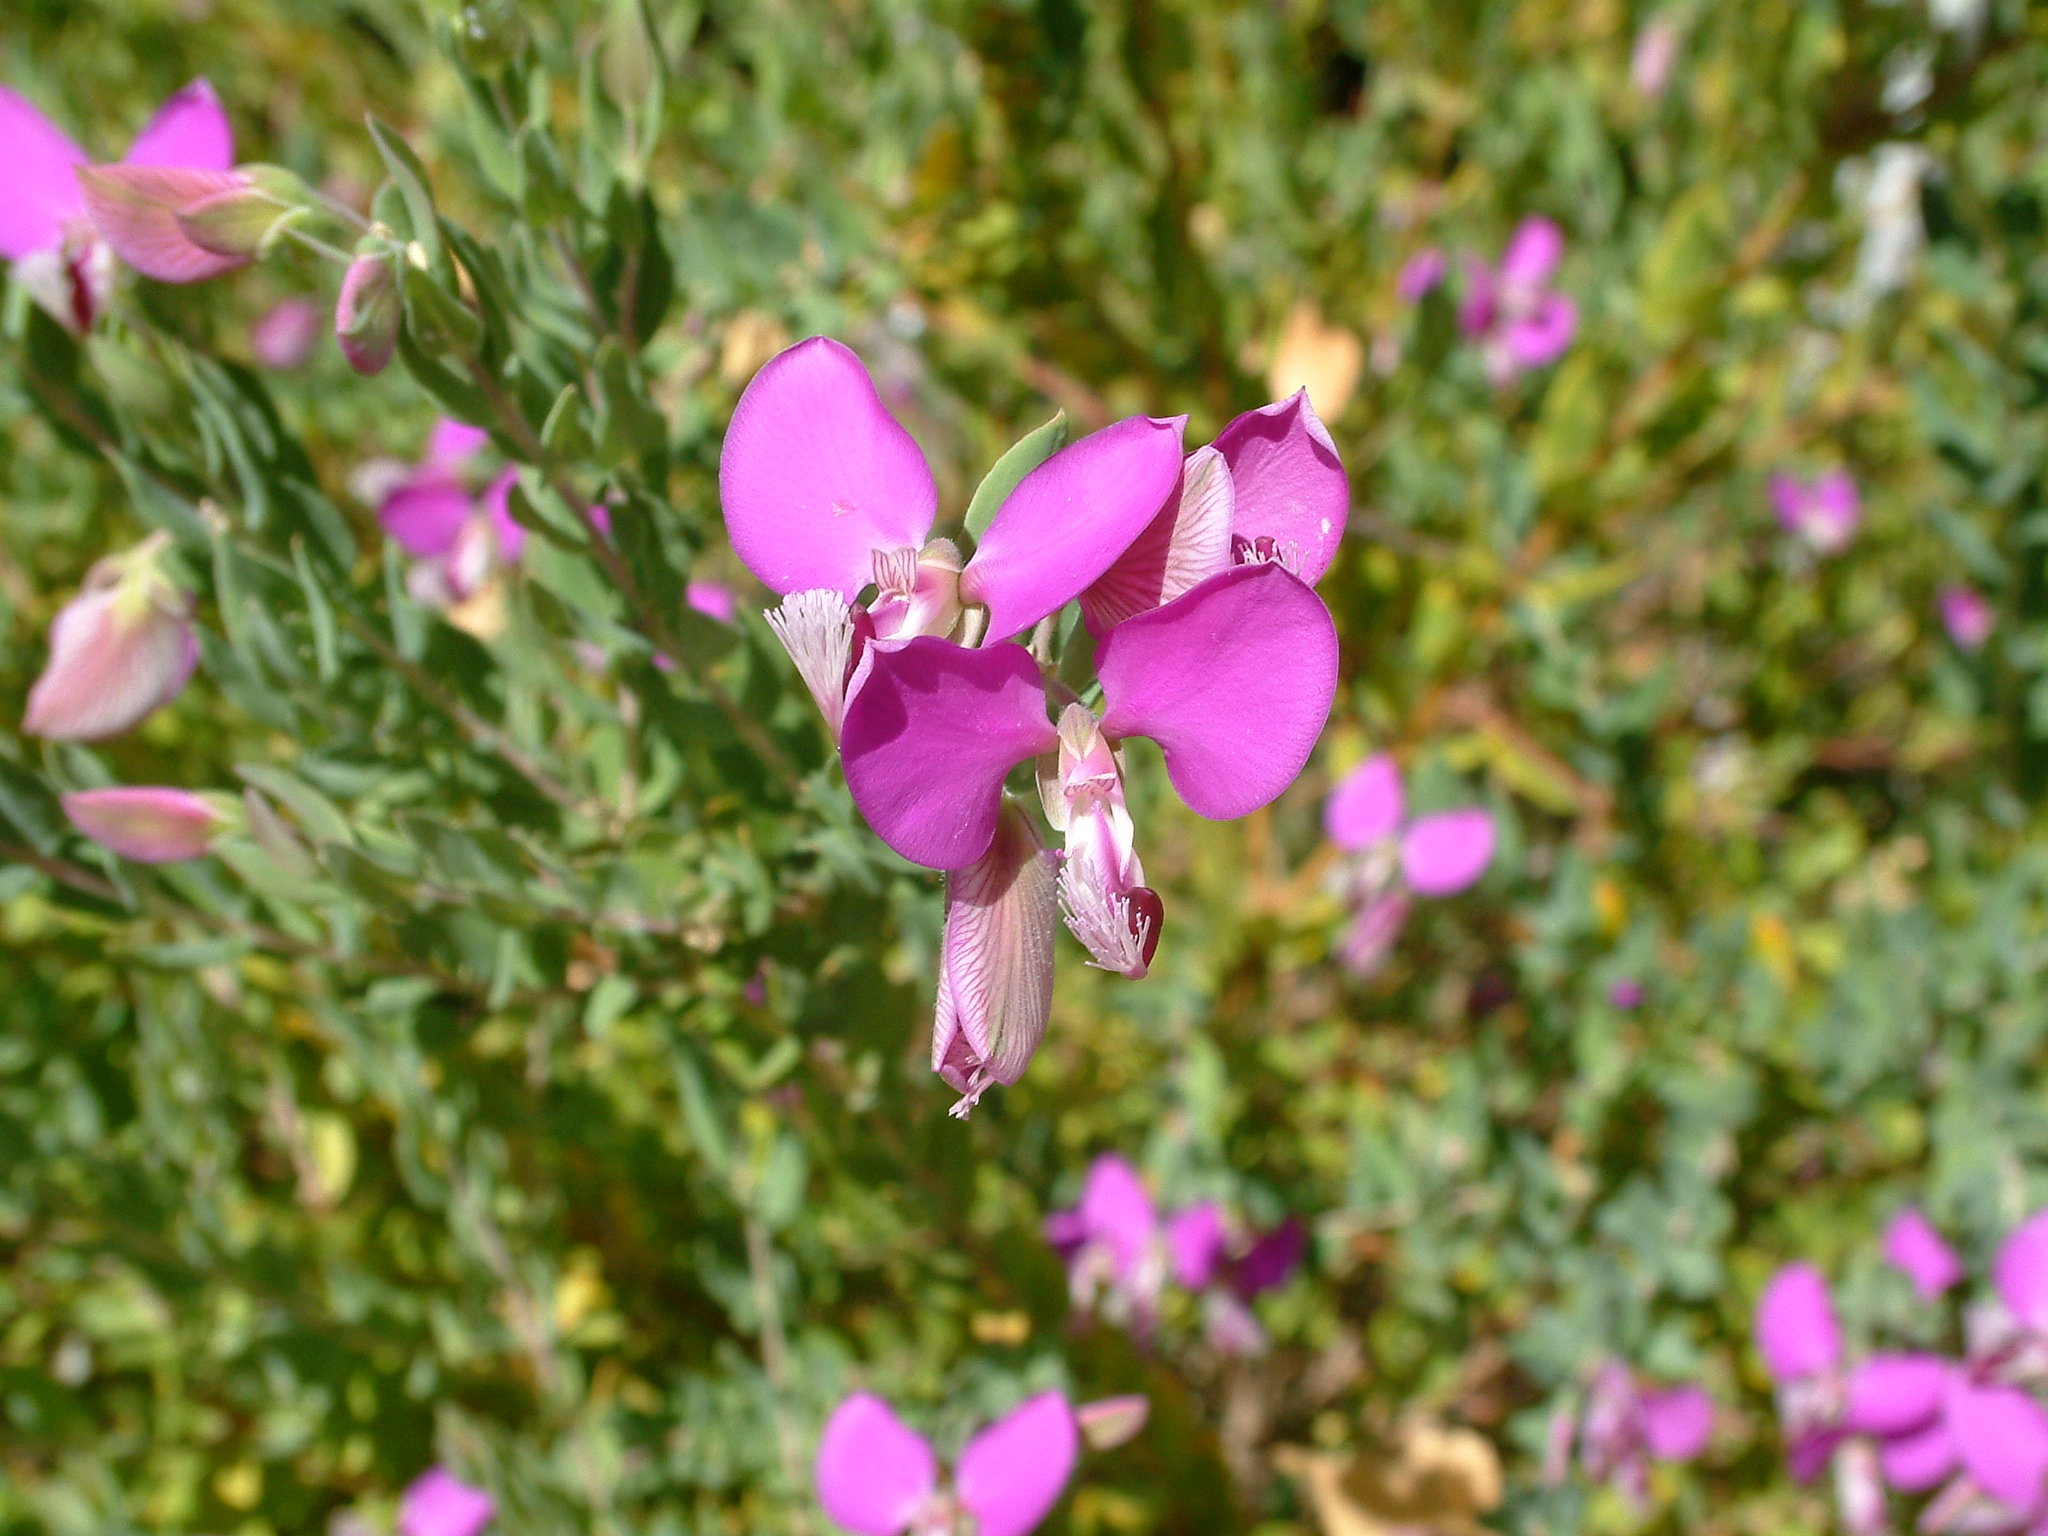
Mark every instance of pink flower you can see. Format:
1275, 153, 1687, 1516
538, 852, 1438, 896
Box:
1939, 586, 1994, 651
1396, 248, 1446, 302
251, 297, 322, 369
1043, 1156, 1300, 1349
1771, 470, 1861, 555
1631, 19, 1680, 99
376, 421, 525, 614
1322, 754, 1494, 976
0, 78, 232, 330
61, 787, 220, 863
1758, 1263, 1842, 1385
1458, 218, 1577, 382
686, 580, 738, 625
1882, 1208, 1963, 1300
397, 1467, 495, 1536
24, 532, 197, 741
721, 337, 1188, 734
1608, 977, 1644, 1009
815, 1392, 1077, 1536
1573, 1361, 1713, 1503
1994, 1211, 2048, 1336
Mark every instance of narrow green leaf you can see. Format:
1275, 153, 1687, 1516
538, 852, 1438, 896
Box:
964, 410, 1067, 541
235, 765, 355, 847
366, 115, 443, 270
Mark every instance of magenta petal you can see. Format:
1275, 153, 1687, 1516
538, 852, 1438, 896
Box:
1881, 1209, 1963, 1300
77, 164, 250, 282
1324, 755, 1404, 851
961, 414, 1187, 643
1994, 1209, 2048, 1333
1397, 248, 1446, 302
1640, 1385, 1713, 1462
123, 79, 234, 171
839, 638, 1055, 870
1212, 391, 1349, 586
1079, 1155, 1157, 1281
1499, 216, 1565, 292
1503, 294, 1577, 368
1096, 563, 1338, 821
954, 1393, 1078, 1536
1755, 1263, 1841, 1382
1164, 1203, 1226, 1289
1879, 1419, 1956, 1492
719, 337, 936, 599
0, 85, 89, 260
1234, 1218, 1306, 1297
1400, 809, 1495, 897
1844, 1354, 1946, 1437
814, 1394, 937, 1536
396, 1467, 496, 1536
380, 479, 474, 559
426, 419, 491, 471
1944, 1378, 2048, 1511
62, 787, 219, 863
687, 581, 739, 625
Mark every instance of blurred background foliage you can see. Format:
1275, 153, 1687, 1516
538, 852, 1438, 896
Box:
1, 0, 2046, 1532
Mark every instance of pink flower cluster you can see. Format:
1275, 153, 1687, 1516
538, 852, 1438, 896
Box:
1043, 1155, 1303, 1357
1396, 217, 1578, 383
1756, 1208, 2048, 1535
1543, 1359, 1713, 1503
815, 1391, 1079, 1536
719, 339, 1346, 1115
1322, 754, 1494, 977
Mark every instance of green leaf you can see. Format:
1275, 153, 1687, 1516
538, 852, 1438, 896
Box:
965, 410, 1067, 541
235, 765, 355, 847
366, 115, 443, 272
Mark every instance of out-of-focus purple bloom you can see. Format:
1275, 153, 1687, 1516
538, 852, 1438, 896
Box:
1759, 1264, 1843, 1383
1323, 753, 1493, 977
687, 580, 738, 625
1608, 978, 1644, 1009
1943, 1377, 2048, 1515
251, 297, 322, 369
397, 1467, 496, 1536
1994, 1211, 2048, 1336
1882, 1209, 1963, 1300
62, 787, 221, 863
1572, 1361, 1713, 1503
1631, 19, 1680, 99
24, 532, 197, 741
374, 421, 525, 629
815, 1391, 1077, 1536
1396, 248, 1446, 302
1045, 1156, 1301, 1352
0, 78, 232, 331
1771, 470, 1861, 556
1940, 586, 1994, 651
1458, 218, 1577, 382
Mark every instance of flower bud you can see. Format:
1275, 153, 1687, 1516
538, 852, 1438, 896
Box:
336, 253, 400, 375
174, 176, 301, 260
24, 533, 197, 741
76, 164, 254, 282
1075, 1396, 1150, 1452
62, 787, 223, 863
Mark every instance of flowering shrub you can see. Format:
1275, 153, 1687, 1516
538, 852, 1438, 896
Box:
2, 2, 2047, 1535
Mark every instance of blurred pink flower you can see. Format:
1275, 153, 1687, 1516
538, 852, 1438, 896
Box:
336, 252, 399, 375
0, 78, 232, 331
1323, 754, 1494, 976
376, 421, 525, 618
815, 1392, 1076, 1536
1459, 218, 1577, 382
251, 297, 322, 369
1771, 470, 1860, 555
1396, 248, 1446, 302
1574, 1360, 1713, 1503
1882, 1209, 1962, 1300
397, 1467, 495, 1536
62, 787, 220, 862
24, 532, 197, 741
1608, 977, 1644, 1009
687, 580, 738, 625
1939, 586, 1994, 651
1631, 19, 1680, 99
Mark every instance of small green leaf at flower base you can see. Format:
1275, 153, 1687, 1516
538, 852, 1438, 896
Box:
964, 410, 1068, 542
